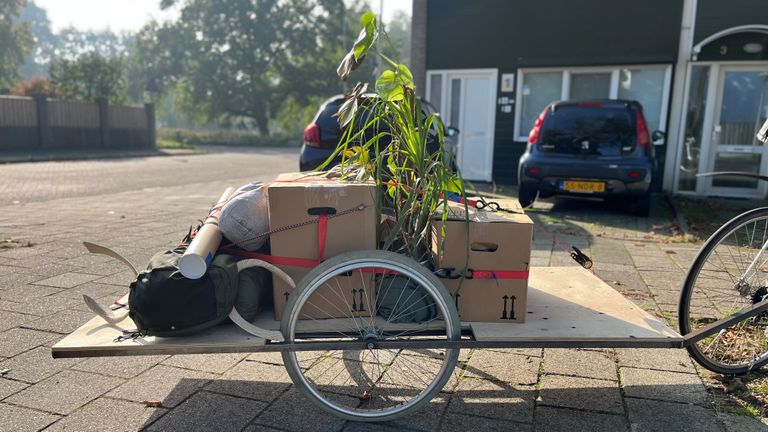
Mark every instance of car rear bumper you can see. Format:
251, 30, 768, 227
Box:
518, 154, 653, 197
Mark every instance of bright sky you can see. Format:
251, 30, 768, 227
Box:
33, 0, 412, 33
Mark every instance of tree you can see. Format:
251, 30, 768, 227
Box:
0, 0, 33, 90
17, 2, 134, 80
49, 52, 126, 102
135, 0, 374, 135
11, 76, 49, 96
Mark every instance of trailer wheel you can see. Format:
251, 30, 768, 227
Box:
280, 250, 460, 422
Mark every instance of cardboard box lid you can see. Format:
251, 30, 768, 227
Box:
268, 172, 377, 259
433, 200, 533, 226
270, 172, 375, 189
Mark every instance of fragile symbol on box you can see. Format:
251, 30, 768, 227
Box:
351, 289, 367, 312
500, 295, 517, 320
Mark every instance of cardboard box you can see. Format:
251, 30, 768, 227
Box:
432, 200, 533, 323
268, 173, 378, 320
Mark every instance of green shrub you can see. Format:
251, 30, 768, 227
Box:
157, 128, 298, 147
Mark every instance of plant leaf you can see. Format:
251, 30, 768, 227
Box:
337, 11, 377, 80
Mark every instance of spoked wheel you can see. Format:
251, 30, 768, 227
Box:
280, 250, 460, 422
679, 207, 768, 375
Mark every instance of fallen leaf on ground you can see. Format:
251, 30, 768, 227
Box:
143, 400, 162, 408
665, 250, 677, 254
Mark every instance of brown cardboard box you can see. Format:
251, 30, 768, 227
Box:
432, 200, 533, 322
268, 173, 378, 320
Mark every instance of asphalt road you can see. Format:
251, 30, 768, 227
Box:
0, 147, 299, 205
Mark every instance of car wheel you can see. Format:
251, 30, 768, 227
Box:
518, 183, 538, 208
632, 194, 651, 217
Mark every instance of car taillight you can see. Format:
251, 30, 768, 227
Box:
304, 123, 320, 148
628, 170, 644, 179
527, 167, 541, 176
636, 111, 650, 148
528, 108, 549, 145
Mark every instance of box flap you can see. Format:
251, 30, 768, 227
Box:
434, 200, 533, 225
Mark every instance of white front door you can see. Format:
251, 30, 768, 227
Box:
427, 69, 497, 181
703, 65, 768, 197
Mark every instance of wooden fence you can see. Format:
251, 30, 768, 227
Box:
0, 95, 155, 151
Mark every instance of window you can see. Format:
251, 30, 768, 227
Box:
515, 65, 671, 141
520, 72, 562, 138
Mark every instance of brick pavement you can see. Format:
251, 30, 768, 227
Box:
0, 150, 766, 431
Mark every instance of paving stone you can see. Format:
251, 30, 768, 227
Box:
0, 402, 60, 431
441, 412, 532, 432
626, 397, 725, 432
243, 425, 285, 432
146, 391, 264, 432
73, 355, 168, 379
616, 348, 696, 374
162, 353, 247, 374
464, 350, 540, 385
448, 378, 535, 423
0, 295, 79, 317
538, 374, 623, 414
0, 347, 80, 383
543, 349, 618, 381
51, 283, 125, 300
206, 361, 291, 402
620, 367, 706, 404
534, 406, 628, 432
94, 270, 139, 287
33, 272, 101, 289
107, 365, 216, 408
0, 284, 62, 302
23, 309, 94, 334
341, 422, 402, 432
0, 378, 28, 400
0, 273, 41, 290
717, 412, 768, 432
43, 397, 167, 432
254, 388, 349, 432
0, 327, 59, 357
385, 393, 449, 432
5, 370, 123, 415
0, 310, 33, 332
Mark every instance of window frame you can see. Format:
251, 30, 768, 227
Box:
514, 65, 672, 141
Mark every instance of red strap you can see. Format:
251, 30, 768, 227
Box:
471, 270, 529, 280
317, 214, 328, 262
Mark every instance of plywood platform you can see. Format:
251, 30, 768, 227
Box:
470, 267, 683, 347
53, 266, 683, 358
52, 313, 266, 358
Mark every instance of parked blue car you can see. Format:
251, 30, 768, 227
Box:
517, 99, 664, 216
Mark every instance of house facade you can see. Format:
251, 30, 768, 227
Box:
411, 0, 768, 198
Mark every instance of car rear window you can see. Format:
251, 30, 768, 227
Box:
539, 105, 636, 156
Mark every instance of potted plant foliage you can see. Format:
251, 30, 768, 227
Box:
324, 11, 467, 268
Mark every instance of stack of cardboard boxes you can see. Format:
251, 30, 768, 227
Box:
266, 173, 534, 323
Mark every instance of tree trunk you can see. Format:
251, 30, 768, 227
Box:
255, 104, 270, 136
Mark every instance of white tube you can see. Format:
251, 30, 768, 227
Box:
179, 187, 236, 279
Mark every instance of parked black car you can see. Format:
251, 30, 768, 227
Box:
517, 100, 663, 216
299, 95, 457, 171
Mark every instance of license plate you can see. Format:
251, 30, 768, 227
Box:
560, 180, 606, 193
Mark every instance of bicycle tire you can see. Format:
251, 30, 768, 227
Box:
679, 207, 768, 375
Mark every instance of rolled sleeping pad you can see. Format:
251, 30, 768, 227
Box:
179, 187, 236, 279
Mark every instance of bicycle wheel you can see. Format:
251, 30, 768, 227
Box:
679, 207, 768, 375
280, 250, 460, 422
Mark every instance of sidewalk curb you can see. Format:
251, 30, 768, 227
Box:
665, 194, 692, 237
0, 148, 202, 164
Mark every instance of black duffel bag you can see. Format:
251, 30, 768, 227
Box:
128, 245, 240, 337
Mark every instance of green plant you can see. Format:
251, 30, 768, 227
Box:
326, 11, 464, 265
